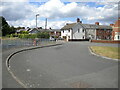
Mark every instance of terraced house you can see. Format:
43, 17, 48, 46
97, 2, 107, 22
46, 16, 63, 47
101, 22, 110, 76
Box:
61, 18, 112, 41
111, 17, 120, 40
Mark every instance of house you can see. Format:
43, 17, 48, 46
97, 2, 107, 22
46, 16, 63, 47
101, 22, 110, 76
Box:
61, 18, 112, 41
49, 29, 61, 38
29, 28, 40, 34
29, 28, 61, 39
111, 17, 120, 40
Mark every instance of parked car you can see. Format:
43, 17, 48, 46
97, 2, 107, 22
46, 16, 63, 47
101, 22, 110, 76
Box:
49, 36, 55, 41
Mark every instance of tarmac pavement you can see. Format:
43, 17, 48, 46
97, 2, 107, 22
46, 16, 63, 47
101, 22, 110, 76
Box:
7, 42, 118, 88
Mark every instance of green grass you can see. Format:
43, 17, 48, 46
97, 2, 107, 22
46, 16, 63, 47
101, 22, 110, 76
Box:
90, 46, 120, 59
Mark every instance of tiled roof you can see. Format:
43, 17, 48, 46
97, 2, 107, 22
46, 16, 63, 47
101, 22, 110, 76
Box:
37, 29, 61, 32
61, 23, 76, 30
114, 19, 120, 27
61, 23, 112, 30
97, 25, 112, 29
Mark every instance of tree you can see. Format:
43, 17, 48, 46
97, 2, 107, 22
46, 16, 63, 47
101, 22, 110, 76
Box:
10, 26, 16, 34
0, 16, 16, 36
37, 32, 50, 38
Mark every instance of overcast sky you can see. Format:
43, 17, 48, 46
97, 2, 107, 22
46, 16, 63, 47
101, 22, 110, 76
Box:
0, 0, 119, 29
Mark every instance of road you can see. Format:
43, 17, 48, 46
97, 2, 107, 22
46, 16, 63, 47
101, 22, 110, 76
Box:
6, 42, 118, 88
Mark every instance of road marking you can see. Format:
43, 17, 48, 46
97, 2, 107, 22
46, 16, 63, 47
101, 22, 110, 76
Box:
26, 69, 31, 72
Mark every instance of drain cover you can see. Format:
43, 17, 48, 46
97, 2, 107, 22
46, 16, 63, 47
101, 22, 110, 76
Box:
71, 81, 91, 88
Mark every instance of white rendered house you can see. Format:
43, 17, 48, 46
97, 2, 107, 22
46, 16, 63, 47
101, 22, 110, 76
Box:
61, 18, 112, 41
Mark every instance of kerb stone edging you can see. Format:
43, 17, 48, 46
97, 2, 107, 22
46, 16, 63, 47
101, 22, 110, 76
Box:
6, 43, 63, 88
88, 47, 119, 61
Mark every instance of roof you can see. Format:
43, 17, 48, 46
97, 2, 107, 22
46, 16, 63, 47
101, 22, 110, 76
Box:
49, 29, 61, 32
97, 25, 112, 29
38, 29, 60, 32
61, 23, 76, 30
61, 23, 112, 30
114, 18, 120, 27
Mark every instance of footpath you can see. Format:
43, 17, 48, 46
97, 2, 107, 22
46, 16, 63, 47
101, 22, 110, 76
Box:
2, 41, 63, 88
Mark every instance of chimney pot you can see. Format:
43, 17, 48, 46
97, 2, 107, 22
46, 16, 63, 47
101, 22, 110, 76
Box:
77, 18, 80, 23
119, 17, 120, 20
95, 22, 99, 25
110, 24, 114, 26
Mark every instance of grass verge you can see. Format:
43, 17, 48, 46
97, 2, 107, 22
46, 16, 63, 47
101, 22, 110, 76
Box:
90, 46, 120, 59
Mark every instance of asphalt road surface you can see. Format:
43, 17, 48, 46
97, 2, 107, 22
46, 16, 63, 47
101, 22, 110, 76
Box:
7, 42, 118, 88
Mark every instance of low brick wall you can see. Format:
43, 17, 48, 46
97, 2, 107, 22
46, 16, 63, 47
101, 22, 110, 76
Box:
91, 40, 120, 44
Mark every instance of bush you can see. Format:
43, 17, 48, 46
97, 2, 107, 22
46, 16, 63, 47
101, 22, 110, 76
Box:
18, 34, 37, 39
37, 32, 50, 39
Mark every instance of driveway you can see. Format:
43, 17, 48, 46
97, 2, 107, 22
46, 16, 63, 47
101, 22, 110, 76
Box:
7, 42, 118, 88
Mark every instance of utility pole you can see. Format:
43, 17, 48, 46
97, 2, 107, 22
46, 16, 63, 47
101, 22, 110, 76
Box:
45, 18, 47, 30
36, 14, 39, 28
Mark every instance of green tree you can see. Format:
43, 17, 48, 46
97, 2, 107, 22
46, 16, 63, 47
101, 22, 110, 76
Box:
0, 16, 16, 36
37, 32, 50, 38
20, 31, 29, 34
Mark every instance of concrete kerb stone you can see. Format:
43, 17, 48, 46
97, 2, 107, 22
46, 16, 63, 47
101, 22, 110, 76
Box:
6, 43, 63, 88
88, 46, 119, 61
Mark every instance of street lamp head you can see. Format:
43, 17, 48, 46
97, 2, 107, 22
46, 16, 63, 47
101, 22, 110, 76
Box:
36, 14, 39, 16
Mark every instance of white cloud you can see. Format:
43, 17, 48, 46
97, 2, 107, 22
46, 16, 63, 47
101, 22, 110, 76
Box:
1, 0, 119, 28
1, 0, 29, 2
8, 19, 74, 29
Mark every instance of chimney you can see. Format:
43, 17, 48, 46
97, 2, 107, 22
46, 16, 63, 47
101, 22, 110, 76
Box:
110, 24, 114, 27
77, 18, 80, 23
119, 17, 120, 20
95, 22, 99, 25
66, 23, 69, 25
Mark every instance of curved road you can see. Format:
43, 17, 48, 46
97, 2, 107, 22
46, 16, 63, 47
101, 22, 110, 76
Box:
9, 42, 118, 88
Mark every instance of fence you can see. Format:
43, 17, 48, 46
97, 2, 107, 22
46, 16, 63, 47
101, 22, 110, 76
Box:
2, 38, 56, 50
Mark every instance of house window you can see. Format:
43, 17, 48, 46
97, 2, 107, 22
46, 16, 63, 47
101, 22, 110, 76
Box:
63, 30, 64, 33
82, 29, 84, 33
68, 36, 70, 39
118, 36, 120, 39
78, 29, 80, 33
83, 36, 84, 39
68, 30, 70, 32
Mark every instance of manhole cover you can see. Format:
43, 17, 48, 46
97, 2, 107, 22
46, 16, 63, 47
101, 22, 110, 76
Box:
71, 81, 91, 88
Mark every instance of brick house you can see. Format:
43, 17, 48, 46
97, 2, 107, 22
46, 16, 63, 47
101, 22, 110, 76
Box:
111, 17, 120, 40
49, 29, 61, 38
96, 24, 112, 40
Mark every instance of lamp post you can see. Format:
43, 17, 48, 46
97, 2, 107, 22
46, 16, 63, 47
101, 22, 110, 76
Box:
36, 14, 39, 28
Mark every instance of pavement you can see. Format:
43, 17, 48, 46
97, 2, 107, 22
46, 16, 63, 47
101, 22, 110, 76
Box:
2, 42, 61, 88
5, 42, 118, 88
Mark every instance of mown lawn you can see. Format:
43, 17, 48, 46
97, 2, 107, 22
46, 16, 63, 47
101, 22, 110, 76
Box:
90, 46, 120, 59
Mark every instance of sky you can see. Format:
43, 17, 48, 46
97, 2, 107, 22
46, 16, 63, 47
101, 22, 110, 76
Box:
0, 0, 119, 29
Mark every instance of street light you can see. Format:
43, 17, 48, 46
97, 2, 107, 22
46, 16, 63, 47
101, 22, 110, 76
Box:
36, 14, 39, 28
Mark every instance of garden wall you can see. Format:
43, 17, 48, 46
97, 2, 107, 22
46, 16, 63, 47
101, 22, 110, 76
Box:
91, 40, 120, 44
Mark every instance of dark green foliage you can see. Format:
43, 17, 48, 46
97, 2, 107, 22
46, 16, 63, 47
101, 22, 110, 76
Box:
20, 31, 29, 34
18, 34, 37, 39
0, 16, 16, 36
37, 32, 50, 39
16, 26, 25, 30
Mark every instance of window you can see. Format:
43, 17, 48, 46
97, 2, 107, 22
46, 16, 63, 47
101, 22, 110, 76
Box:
68, 30, 70, 32
68, 36, 70, 39
83, 36, 84, 39
118, 36, 120, 39
82, 29, 84, 33
78, 29, 80, 33
63, 30, 64, 33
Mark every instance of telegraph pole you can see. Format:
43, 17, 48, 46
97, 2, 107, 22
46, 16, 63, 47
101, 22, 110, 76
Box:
45, 18, 47, 30
36, 14, 39, 28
